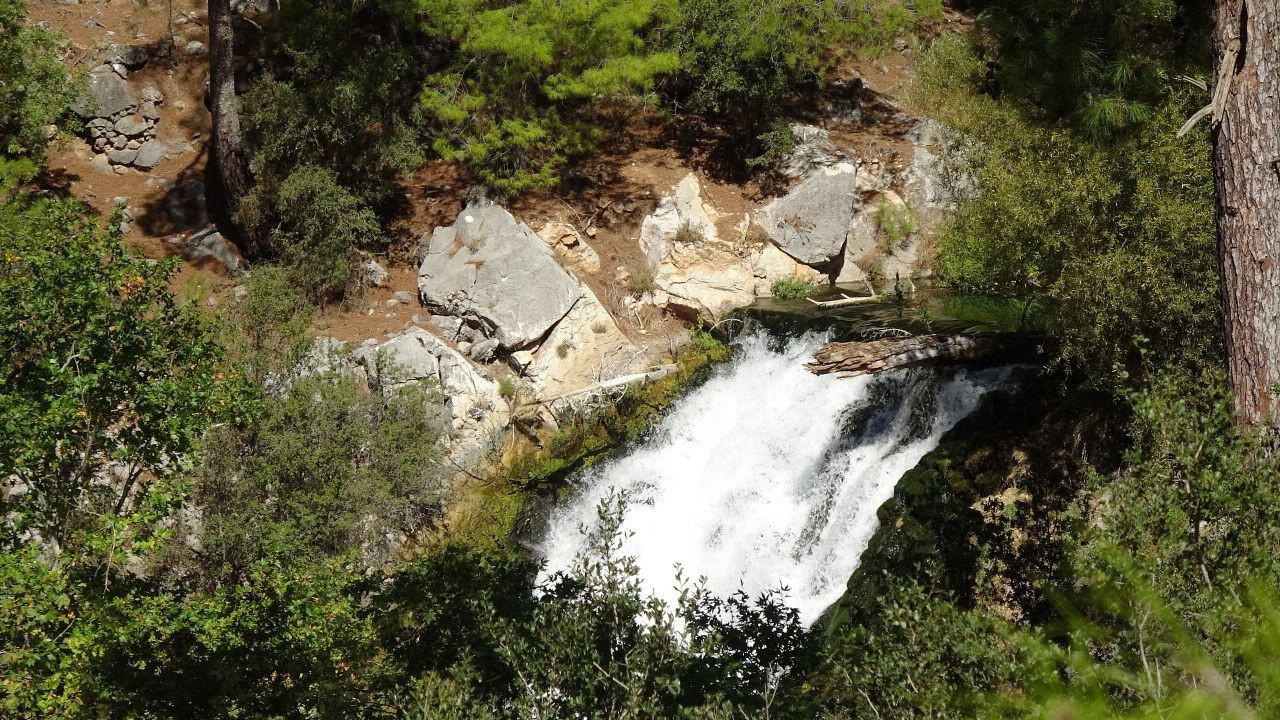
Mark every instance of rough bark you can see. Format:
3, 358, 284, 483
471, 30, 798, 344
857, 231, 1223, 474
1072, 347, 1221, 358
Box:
209, 0, 261, 256
806, 334, 1037, 377
1213, 0, 1280, 428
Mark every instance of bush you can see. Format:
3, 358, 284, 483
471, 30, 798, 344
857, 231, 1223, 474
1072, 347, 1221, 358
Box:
0, 0, 76, 188
913, 34, 1218, 382
260, 165, 384, 302
0, 199, 239, 552
198, 372, 448, 577
771, 276, 820, 299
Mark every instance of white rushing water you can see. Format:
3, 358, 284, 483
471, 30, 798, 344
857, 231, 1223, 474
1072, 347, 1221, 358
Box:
539, 333, 1014, 627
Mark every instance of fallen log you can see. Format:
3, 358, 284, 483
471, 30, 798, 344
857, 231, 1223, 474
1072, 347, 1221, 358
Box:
807, 333, 1038, 377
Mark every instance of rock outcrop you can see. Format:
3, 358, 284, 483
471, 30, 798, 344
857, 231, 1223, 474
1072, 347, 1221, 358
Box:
419, 201, 580, 350
359, 327, 511, 466
638, 174, 825, 318
524, 284, 647, 398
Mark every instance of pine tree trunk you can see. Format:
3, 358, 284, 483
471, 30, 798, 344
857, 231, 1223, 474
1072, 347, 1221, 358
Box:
1214, 0, 1280, 429
209, 0, 261, 256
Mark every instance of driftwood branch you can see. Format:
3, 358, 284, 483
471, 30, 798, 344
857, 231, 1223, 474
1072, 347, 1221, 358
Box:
807, 334, 1037, 377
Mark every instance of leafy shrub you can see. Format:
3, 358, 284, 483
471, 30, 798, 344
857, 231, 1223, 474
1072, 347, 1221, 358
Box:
220, 264, 316, 385
259, 165, 384, 302
0, 199, 238, 551
198, 372, 447, 577
498, 377, 517, 399
0, 0, 76, 188
913, 34, 1218, 382
241, 0, 428, 298
771, 276, 820, 299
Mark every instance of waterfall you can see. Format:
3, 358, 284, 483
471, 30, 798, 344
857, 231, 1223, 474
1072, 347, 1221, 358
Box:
538, 332, 1015, 627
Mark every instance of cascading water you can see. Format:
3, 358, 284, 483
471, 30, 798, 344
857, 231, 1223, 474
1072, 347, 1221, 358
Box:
539, 332, 1016, 627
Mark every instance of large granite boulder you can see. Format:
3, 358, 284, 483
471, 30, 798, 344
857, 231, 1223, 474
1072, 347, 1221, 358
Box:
525, 283, 646, 399
419, 201, 580, 350
757, 163, 862, 267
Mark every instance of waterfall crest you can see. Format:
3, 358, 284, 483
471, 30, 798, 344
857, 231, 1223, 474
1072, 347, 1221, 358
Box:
539, 333, 1014, 626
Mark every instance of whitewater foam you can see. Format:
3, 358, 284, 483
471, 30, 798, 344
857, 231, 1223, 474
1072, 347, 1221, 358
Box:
539, 333, 1012, 626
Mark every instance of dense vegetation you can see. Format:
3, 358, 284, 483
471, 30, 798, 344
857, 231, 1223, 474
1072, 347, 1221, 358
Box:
5, 0, 1280, 718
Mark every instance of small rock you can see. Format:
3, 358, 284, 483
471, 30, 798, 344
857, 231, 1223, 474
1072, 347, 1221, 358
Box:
467, 338, 500, 362
184, 40, 206, 55
133, 140, 164, 170
126, 139, 141, 150
358, 258, 389, 288
392, 290, 414, 305
111, 135, 128, 150
140, 86, 164, 104
233, 285, 248, 300
105, 43, 149, 70
113, 165, 128, 175
92, 154, 114, 175
114, 115, 149, 137
140, 101, 160, 121
106, 148, 138, 165
181, 225, 243, 271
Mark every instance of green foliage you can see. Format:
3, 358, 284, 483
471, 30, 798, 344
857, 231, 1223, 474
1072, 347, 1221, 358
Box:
256, 165, 384, 302
198, 372, 447, 578
976, 0, 1212, 134
914, 34, 1218, 382
0, 199, 241, 550
771, 276, 820, 299
497, 376, 517, 399
241, 0, 427, 298
0, 0, 76, 189
220, 264, 316, 385
664, 0, 826, 117
419, 0, 679, 194
805, 577, 1035, 719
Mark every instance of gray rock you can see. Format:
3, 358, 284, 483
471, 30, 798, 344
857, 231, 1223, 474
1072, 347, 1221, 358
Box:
418, 201, 581, 350
111, 135, 128, 150
106, 148, 138, 165
71, 68, 136, 120
133, 140, 164, 170
181, 225, 243, 271
358, 258, 389, 288
467, 338, 500, 362
758, 164, 862, 266
184, 40, 206, 55
140, 101, 160, 121
91, 154, 114, 175
105, 43, 149, 70
139, 86, 164, 104
392, 290, 414, 305
114, 114, 149, 137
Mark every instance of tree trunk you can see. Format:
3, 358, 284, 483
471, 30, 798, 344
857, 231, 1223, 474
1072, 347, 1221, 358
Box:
806, 334, 1038, 377
209, 0, 262, 256
1214, 0, 1280, 429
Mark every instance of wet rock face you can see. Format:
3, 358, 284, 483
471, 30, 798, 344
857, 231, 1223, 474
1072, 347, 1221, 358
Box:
418, 200, 581, 350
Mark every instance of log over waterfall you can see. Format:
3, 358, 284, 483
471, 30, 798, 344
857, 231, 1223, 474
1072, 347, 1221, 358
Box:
807, 334, 1039, 377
